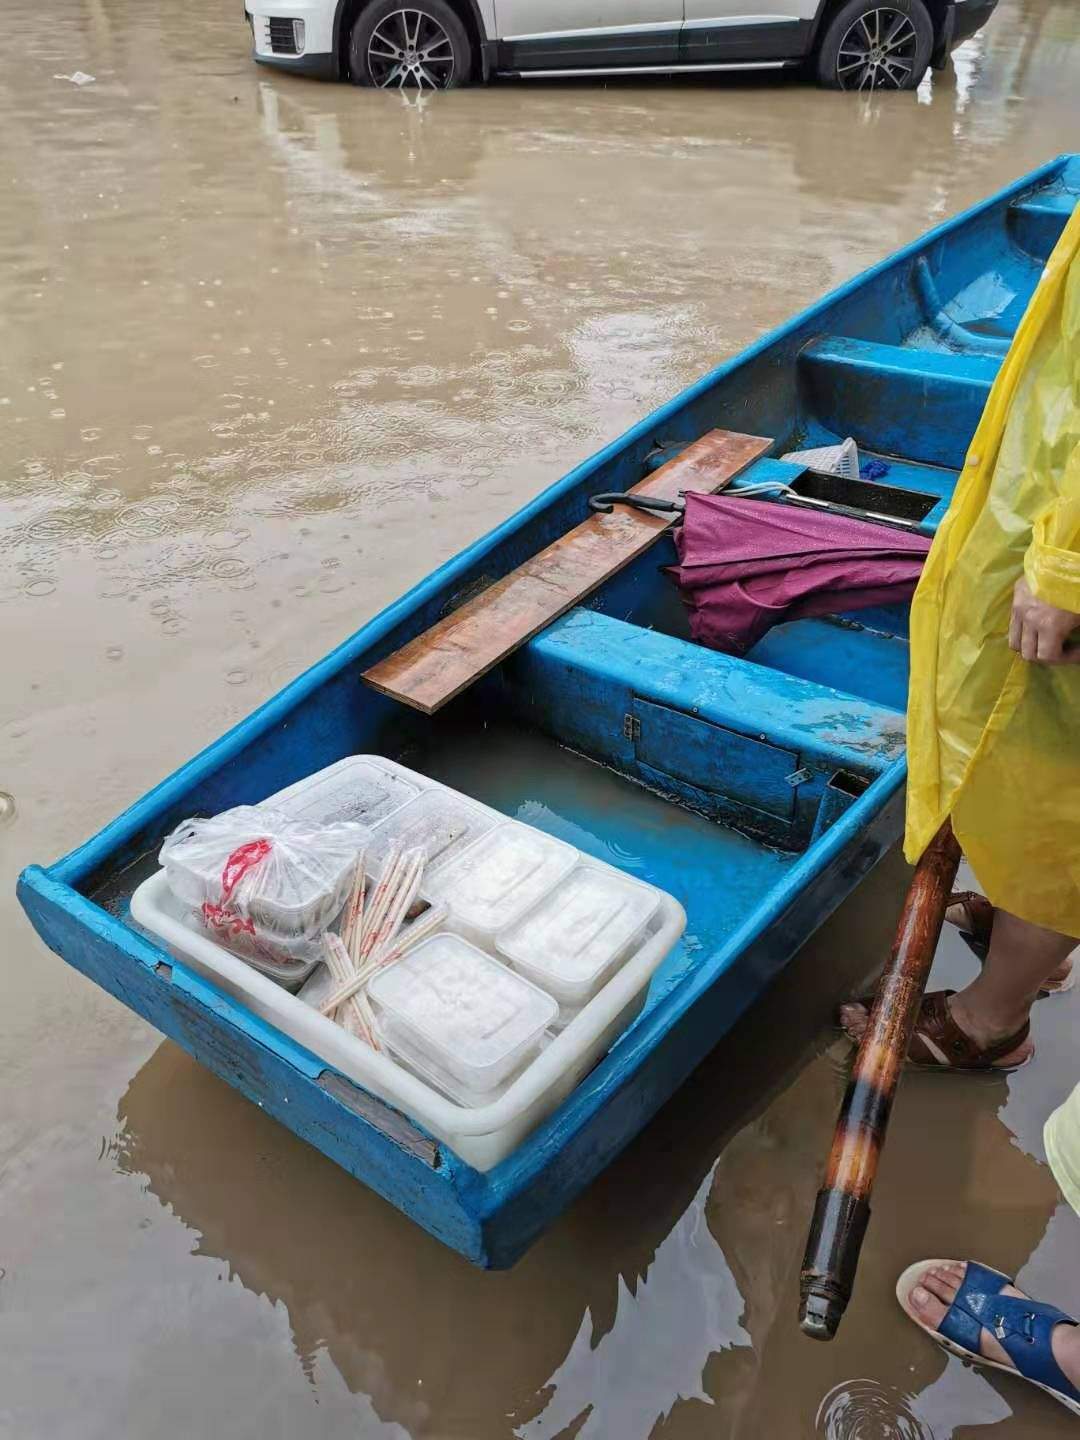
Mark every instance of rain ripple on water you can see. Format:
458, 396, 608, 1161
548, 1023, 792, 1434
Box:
816, 1380, 935, 1440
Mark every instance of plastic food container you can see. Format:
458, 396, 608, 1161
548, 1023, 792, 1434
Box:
497, 863, 661, 1016
159, 806, 365, 944
367, 788, 498, 875
423, 822, 577, 945
368, 933, 557, 1098
180, 908, 319, 991
269, 757, 419, 829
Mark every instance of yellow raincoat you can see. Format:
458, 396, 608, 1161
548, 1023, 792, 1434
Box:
905, 205, 1080, 938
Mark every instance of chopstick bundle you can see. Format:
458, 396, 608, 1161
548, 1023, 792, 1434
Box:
318, 902, 448, 1017
320, 845, 434, 1049
322, 931, 377, 1046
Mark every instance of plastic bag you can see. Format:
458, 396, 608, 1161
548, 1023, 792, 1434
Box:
906, 203, 1080, 936
160, 806, 367, 965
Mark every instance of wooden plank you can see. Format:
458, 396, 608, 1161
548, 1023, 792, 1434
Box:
363, 428, 772, 715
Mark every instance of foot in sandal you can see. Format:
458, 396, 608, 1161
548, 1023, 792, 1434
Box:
838, 989, 1034, 1072
897, 1259, 1080, 1418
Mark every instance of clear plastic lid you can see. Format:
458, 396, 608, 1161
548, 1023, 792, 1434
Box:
367, 933, 557, 1090
368, 789, 497, 874
496, 864, 660, 1006
374, 1015, 538, 1109
423, 822, 577, 940
268, 757, 418, 829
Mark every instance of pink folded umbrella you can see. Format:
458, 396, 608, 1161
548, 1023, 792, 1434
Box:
668, 493, 931, 656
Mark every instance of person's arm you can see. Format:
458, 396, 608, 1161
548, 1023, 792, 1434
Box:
1011, 493, 1080, 665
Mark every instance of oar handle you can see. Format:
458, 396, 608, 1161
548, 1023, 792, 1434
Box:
798, 820, 962, 1340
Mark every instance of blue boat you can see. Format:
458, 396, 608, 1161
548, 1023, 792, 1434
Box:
18, 154, 1079, 1268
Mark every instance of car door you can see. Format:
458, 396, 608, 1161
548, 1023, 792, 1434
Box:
493, 0, 684, 72
680, 0, 818, 64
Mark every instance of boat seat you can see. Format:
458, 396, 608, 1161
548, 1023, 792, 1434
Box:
495, 607, 905, 851
1009, 190, 1079, 261
748, 615, 910, 713
799, 336, 1000, 471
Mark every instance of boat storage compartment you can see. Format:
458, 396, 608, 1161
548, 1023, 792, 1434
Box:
785, 469, 938, 523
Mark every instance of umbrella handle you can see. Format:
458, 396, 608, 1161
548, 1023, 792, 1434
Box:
588, 492, 686, 517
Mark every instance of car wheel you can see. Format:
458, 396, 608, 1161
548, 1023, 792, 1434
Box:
816, 0, 933, 91
349, 1, 472, 90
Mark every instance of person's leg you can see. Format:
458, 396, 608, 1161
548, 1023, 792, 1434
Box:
841, 907, 1076, 1062
948, 909, 1076, 1049
944, 893, 1074, 990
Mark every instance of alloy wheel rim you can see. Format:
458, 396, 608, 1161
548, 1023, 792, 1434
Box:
367, 8, 455, 89
836, 8, 918, 90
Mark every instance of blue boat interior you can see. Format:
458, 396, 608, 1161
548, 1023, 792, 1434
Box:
19, 154, 1079, 1263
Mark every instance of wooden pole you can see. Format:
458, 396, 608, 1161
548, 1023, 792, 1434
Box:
798, 820, 962, 1340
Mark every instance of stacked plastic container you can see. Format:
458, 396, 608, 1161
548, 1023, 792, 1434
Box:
132, 756, 686, 1167
273, 758, 671, 1109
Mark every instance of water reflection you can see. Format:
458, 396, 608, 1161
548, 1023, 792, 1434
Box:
517, 1165, 751, 1440
110, 853, 907, 1437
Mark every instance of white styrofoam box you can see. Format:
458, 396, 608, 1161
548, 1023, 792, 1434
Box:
368, 933, 556, 1096
496, 863, 661, 1014
270, 756, 419, 829
131, 868, 686, 1170
423, 821, 578, 945
367, 788, 498, 875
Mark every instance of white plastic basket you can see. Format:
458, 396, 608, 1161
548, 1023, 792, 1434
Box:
131, 868, 685, 1170
781, 436, 861, 480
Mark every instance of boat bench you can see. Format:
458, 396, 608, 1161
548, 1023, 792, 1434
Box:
493, 607, 906, 853
1009, 175, 1080, 260
799, 336, 999, 471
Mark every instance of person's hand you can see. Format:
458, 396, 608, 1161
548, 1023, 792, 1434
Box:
1009, 578, 1080, 664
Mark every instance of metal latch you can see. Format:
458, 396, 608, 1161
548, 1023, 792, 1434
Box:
623, 713, 641, 741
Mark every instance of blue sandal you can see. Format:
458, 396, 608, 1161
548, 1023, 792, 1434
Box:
897, 1259, 1080, 1417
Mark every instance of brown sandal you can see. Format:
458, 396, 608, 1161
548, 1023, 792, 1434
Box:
907, 990, 1032, 1073
946, 890, 994, 959
947, 891, 1075, 996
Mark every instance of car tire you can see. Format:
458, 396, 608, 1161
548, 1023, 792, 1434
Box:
816, 0, 934, 91
349, 0, 472, 90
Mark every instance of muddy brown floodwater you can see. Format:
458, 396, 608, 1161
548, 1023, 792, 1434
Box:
3, 2, 1080, 1436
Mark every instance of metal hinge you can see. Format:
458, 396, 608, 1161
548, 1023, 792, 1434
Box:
623, 713, 641, 741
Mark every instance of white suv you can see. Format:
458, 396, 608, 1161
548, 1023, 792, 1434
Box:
246, 0, 998, 93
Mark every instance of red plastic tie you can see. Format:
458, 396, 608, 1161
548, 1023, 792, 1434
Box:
202, 837, 272, 940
